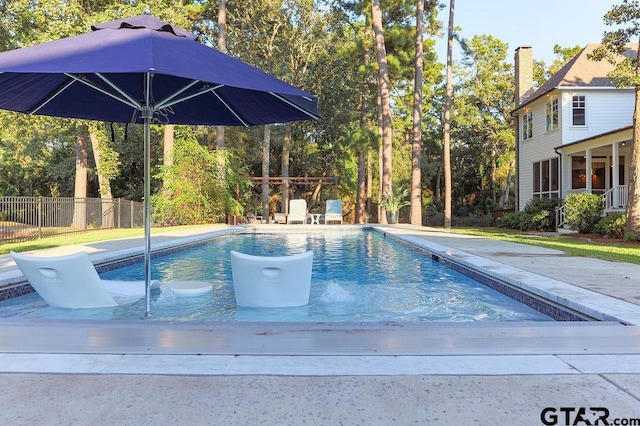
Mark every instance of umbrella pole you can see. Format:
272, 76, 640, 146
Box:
143, 106, 152, 318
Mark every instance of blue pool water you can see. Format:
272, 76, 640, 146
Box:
0, 230, 553, 322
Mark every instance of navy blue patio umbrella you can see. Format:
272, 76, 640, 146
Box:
0, 14, 319, 316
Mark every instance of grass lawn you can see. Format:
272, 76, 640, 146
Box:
0, 224, 217, 255
449, 227, 640, 265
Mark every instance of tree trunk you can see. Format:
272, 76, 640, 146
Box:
281, 123, 291, 214
410, 0, 424, 226
216, 0, 227, 149
371, 0, 393, 223
262, 124, 271, 222
500, 162, 513, 209
626, 80, 640, 233
443, 0, 455, 229
367, 148, 373, 216
72, 124, 88, 230
89, 131, 114, 229
163, 124, 174, 188
356, 18, 373, 224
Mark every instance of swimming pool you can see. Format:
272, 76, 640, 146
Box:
0, 229, 554, 322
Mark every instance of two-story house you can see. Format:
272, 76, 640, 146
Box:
513, 44, 636, 214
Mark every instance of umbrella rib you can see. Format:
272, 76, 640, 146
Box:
94, 73, 142, 109
29, 79, 77, 115
64, 73, 140, 109
211, 90, 249, 127
153, 80, 204, 110
269, 92, 320, 120
159, 83, 249, 127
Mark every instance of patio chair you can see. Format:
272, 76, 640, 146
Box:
324, 199, 343, 224
10, 251, 160, 308
286, 199, 307, 224
230, 250, 313, 307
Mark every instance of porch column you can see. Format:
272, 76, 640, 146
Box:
562, 153, 571, 199
585, 149, 592, 193
612, 142, 620, 207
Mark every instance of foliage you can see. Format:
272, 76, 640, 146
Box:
564, 193, 604, 234
496, 211, 530, 231
624, 230, 640, 241
450, 34, 516, 214
152, 136, 249, 225
594, 212, 626, 238
497, 197, 561, 231
382, 186, 410, 211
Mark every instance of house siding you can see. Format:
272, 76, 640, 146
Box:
517, 88, 634, 210
560, 88, 633, 145
517, 94, 562, 210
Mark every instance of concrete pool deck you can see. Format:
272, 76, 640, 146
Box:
1, 224, 640, 425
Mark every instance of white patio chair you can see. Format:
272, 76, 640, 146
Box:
324, 199, 343, 224
286, 199, 307, 224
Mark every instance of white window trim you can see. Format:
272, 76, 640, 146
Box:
545, 98, 559, 132
522, 112, 533, 141
532, 158, 560, 199
571, 94, 587, 127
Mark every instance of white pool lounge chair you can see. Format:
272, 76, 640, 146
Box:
10, 251, 159, 309
230, 250, 313, 307
286, 199, 307, 224
324, 199, 343, 224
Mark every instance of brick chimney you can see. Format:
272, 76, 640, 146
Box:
514, 46, 533, 105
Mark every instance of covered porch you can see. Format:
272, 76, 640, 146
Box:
556, 126, 632, 212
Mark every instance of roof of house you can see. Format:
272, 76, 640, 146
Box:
515, 43, 637, 111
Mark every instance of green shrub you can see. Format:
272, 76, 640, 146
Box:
564, 193, 604, 233
524, 197, 562, 230
624, 230, 640, 241
497, 197, 560, 231
497, 211, 526, 230
594, 212, 626, 238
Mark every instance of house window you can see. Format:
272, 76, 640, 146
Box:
533, 158, 559, 199
522, 112, 533, 140
572, 95, 586, 126
545, 98, 558, 132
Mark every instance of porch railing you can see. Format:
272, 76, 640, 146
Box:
555, 204, 566, 229
0, 196, 144, 244
602, 185, 628, 210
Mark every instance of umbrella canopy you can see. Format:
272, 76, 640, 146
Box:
0, 14, 319, 125
0, 14, 319, 316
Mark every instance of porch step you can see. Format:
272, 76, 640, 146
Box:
556, 226, 577, 235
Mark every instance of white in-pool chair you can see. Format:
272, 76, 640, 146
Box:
10, 251, 159, 309
286, 199, 307, 224
324, 199, 343, 224
230, 250, 313, 307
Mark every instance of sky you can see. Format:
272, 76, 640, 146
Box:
436, 0, 618, 65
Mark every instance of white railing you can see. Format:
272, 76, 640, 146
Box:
555, 204, 566, 229
602, 185, 628, 210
